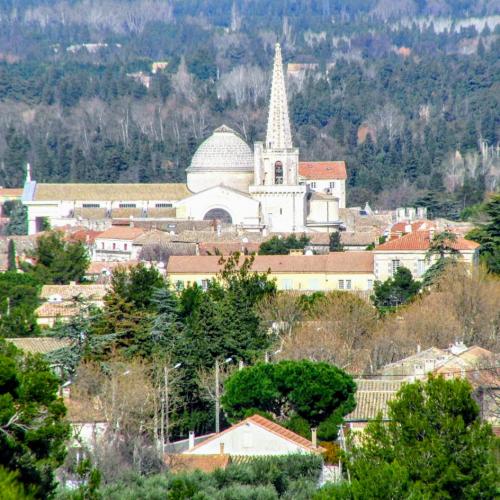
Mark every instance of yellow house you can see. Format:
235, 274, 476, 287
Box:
166, 252, 375, 292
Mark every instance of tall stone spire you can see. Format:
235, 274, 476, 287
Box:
266, 43, 292, 150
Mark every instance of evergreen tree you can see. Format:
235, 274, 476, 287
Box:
317, 376, 499, 499
7, 239, 16, 271
372, 266, 421, 310
329, 232, 343, 252
0, 340, 70, 498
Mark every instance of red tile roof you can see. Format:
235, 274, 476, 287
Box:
95, 226, 145, 241
87, 261, 140, 274
188, 414, 325, 454
390, 220, 435, 234
165, 454, 230, 473
68, 229, 102, 244
299, 161, 347, 180
0, 188, 23, 197
167, 252, 374, 274
375, 230, 479, 252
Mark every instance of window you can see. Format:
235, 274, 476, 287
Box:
83, 203, 100, 208
201, 279, 210, 291
417, 259, 426, 277
280, 208, 283, 215
155, 203, 172, 208
329, 181, 335, 189
346, 280, 352, 290
124, 243, 128, 251
274, 161, 283, 184
367, 279, 373, 290
281, 279, 293, 290
391, 259, 400, 275
338, 279, 345, 290
112, 243, 116, 250
119, 203, 137, 208
175, 281, 184, 291
101, 242, 104, 249
310, 181, 317, 189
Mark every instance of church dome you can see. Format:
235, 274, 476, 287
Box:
188, 125, 254, 172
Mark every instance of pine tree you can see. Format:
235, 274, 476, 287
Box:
7, 239, 16, 271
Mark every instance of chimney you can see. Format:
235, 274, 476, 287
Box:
188, 431, 195, 450
404, 224, 412, 233
429, 227, 435, 240
219, 442, 225, 455
311, 428, 317, 449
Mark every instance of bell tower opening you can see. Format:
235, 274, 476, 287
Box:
274, 161, 283, 184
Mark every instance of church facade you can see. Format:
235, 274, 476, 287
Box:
22, 44, 347, 235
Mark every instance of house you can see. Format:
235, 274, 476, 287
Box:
177, 414, 325, 458
379, 343, 499, 426
36, 283, 108, 327
373, 230, 479, 281
7, 337, 72, 355
40, 284, 108, 305
0, 187, 23, 215
343, 379, 405, 433
93, 226, 145, 262
166, 252, 375, 292
85, 260, 140, 282
340, 231, 380, 250
380, 346, 452, 380
299, 161, 347, 208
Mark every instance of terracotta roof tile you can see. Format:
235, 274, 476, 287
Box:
165, 454, 230, 473
299, 161, 347, 180
33, 183, 190, 202
375, 230, 479, 251
95, 226, 145, 240
188, 414, 325, 454
86, 261, 140, 274
167, 252, 374, 274
0, 188, 23, 197
345, 379, 405, 421
36, 302, 82, 318
40, 284, 108, 301
7, 337, 72, 354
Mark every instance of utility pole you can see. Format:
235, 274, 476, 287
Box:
215, 358, 220, 433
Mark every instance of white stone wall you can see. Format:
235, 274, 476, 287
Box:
185, 421, 311, 456
374, 250, 477, 281
176, 186, 260, 227
94, 237, 137, 262
187, 170, 254, 194
303, 179, 346, 208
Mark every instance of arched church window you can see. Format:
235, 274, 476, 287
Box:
274, 161, 283, 184
203, 208, 232, 224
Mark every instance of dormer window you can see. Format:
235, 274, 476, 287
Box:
48, 294, 63, 303
274, 161, 283, 184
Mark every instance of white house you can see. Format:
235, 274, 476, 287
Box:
373, 229, 479, 281
299, 161, 347, 208
93, 226, 146, 262
182, 414, 325, 457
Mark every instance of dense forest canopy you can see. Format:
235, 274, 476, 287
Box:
0, 0, 498, 217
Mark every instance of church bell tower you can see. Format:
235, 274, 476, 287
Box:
251, 43, 306, 232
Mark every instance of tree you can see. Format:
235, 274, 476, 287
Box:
0, 272, 40, 338
0, 467, 34, 500
259, 234, 311, 255
318, 376, 499, 499
372, 266, 421, 310
329, 232, 343, 252
5, 201, 28, 236
24, 231, 89, 284
0, 340, 70, 498
422, 230, 461, 286
7, 239, 16, 271
222, 360, 356, 440
467, 195, 500, 274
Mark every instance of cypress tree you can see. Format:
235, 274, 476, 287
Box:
7, 239, 16, 271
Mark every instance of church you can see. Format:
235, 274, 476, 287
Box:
22, 44, 347, 235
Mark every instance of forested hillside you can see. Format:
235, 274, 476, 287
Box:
0, 0, 499, 217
